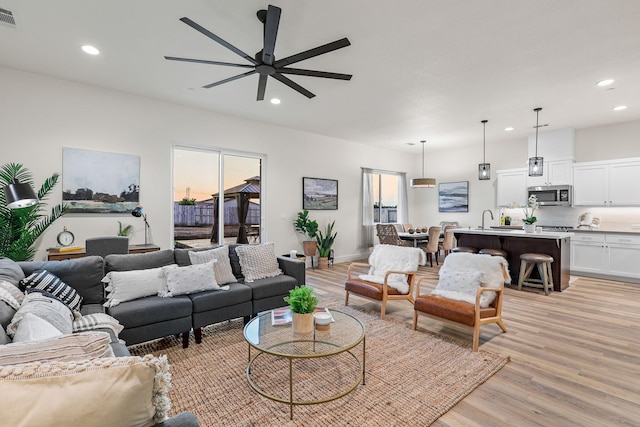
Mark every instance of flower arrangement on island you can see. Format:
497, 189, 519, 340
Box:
522, 195, 539, 225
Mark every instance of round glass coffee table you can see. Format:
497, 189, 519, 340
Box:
243, 309, 365, 420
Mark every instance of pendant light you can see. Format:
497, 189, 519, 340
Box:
528, 107, 544, 177
478, 119, 490, 180
3, 179, 39, 209
410, 140, 436, 188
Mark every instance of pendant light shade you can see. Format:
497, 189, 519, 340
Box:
411, 140, 436, 188
3, 179, 39, 209
478, 119, 490, 180
528, 107, 544, 177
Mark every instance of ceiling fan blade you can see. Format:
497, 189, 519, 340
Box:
274, 38, 351, 68
180, 17, 258, 65
271, 73, 315, 98
202, 70, 257, 89
164, 56, 254, 68
276, 67, 352, 80
256, 75, 268, 101
262, 5, 281, 65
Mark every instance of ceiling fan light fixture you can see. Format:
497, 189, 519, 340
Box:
411, 140, 436, 188
478, 119, 490, 181
528, 107, 545, 177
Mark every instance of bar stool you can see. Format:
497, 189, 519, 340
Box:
518, 253, 554, 295
479, 248, 507, 258
451, 246, 478, 254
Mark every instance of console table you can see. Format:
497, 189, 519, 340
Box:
46, 244, 161, 261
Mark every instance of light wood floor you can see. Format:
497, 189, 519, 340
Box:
305, 261, 640, 427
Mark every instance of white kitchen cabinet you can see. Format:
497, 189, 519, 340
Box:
496, 168, 527, 207
526, 159, 574, 187
571, 232, 640, 280
573, 158, 640, 206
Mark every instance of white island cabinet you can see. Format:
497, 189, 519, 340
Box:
571, 232, 640, 281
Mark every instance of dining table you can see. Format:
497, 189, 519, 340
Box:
398, 232, 429, 247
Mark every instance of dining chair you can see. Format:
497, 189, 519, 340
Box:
438, 225, 456, 258
376, 224, 413, 247
402, 223, 414, 232
418, 226, 442, 267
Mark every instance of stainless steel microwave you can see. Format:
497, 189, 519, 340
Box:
527, 185, 572, 206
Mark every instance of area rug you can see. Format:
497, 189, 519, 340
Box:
130, 299, 508, 426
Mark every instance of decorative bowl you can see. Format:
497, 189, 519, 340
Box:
313, 312, 332, 325
408, 228, 415, 234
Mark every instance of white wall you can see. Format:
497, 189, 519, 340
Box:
1, 66, 418, 262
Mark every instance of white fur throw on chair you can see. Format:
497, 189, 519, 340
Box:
359, 244, 426, 294
432, 253, 511, 308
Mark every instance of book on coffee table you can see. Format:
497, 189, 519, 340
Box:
271, 308, 293, 326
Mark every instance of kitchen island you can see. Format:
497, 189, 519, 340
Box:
452, 228, 573, 292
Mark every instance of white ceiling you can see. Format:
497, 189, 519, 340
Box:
1, 0, 639, 152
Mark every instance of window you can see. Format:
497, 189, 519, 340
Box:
372, 173, 399, 223
173, 147, 263, 248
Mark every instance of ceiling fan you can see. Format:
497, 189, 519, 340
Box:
165, 4, 352, 100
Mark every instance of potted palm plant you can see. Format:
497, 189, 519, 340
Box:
0, 163, 67, 261
294, 209, 319, 257
315, 220, 337, 269
283, 285, 319, 334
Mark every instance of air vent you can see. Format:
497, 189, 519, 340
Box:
0, 7, 16, 26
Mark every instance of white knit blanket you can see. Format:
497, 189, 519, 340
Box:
0, 280, 24, 310
359, 244, 426, 294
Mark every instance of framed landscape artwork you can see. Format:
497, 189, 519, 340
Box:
303, 177, 338, 210
62, 147, 140, 213
438, 181, 469, 212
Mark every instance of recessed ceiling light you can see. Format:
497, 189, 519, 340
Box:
81, 45, 100, 55
596, 79, 614, 87
504, 127, 514, 131
270, 98, 281, 105
613, 105, 627, 111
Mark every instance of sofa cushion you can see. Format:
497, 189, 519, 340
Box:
188, 246, 237, 285
160, 262, 219, 297
18, 256, 105, 305
0, 257, 25, 286
107, 295, 192, 329
102, 266, 169, 307
10, 312, 63, 342
105, 249, 175, 273
228, 244, 244, 280
0, 331, 114, 365
244, 274, 298, 300
234, 243, 283, 283
20, 270, 83, 314
7, 292, 74, 338
189, 283, 252, 313
0, 355, 171, 427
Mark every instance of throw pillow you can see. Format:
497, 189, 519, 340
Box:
234, 242, 283, 283
0, 280, 26, 329
160, 261, 219, 297
10, 312, 64, 342
188, 246, 238, 285
102, 266, 171, 307
0, 257, 25, 286
0, 326, 9, 345
0, 354, 171, 427
19, 270, 83, 315
0, 331, 114, 365
7, 292, 74, 338
72, 313, 124, 337
431, 269, 497, 308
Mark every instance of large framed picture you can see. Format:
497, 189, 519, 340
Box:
303, 177, 338, 210
62, 147, 140, 213
438, 181, 469, 212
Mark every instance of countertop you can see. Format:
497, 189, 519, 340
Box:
452, 228, 573, 239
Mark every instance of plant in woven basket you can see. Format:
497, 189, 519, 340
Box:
0, 163, 67, 261
283, 285, 318, 314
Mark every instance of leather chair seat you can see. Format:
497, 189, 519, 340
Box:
345, 278, 405, 301
414, 295, 497, 327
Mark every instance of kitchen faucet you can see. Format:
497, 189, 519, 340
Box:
482, 209, 494, 230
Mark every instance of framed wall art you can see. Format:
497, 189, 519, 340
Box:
302, 177, 338, 210
438, 181, 469, 212
62, 147, 140, 213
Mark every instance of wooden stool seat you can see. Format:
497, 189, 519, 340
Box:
479, 248, 507, 258
451, 246, 478, 254
518, 253, 554, 295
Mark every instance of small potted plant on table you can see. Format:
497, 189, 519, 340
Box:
284, 285, 319, 334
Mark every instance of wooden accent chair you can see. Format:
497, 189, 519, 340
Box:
417, 226, 442, 267
413, 252, 510, 351
345, 244, 425, 319
376, 223, 413, 247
